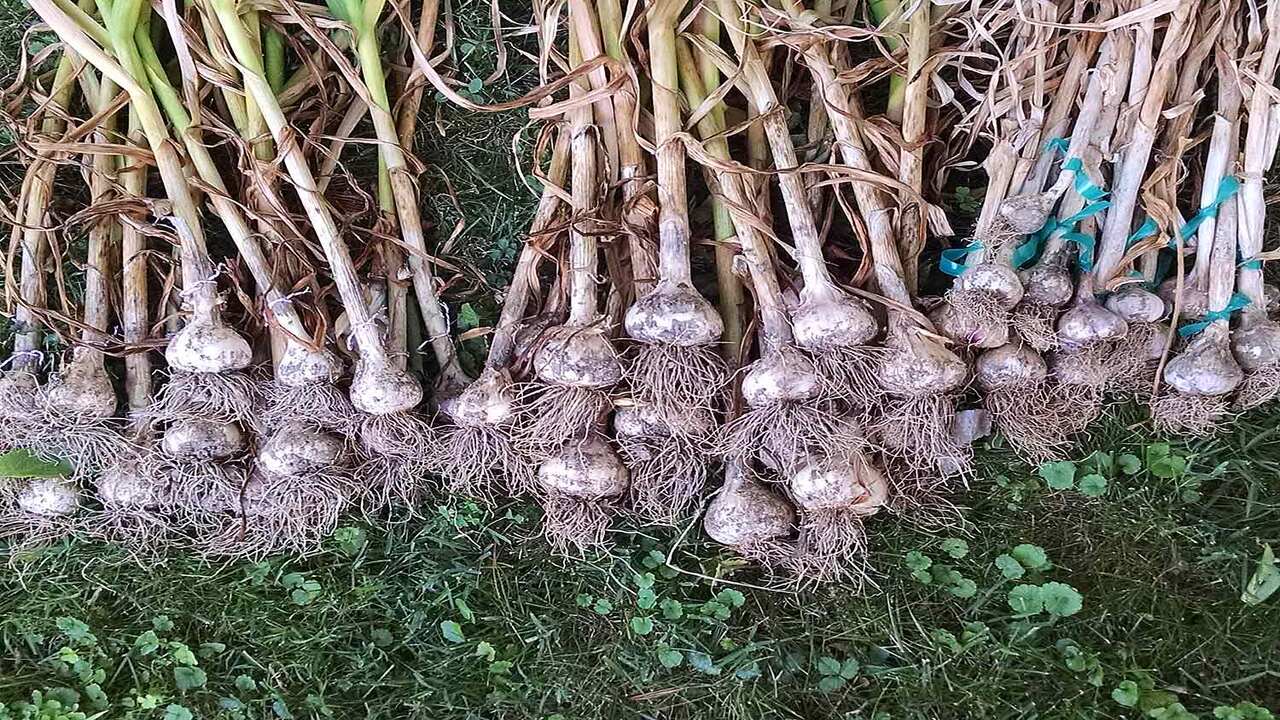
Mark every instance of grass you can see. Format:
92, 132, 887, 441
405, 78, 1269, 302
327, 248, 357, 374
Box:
1, 3, 1279, 720
0, 412, 1276, 719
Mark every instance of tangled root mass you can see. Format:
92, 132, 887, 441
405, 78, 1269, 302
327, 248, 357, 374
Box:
717, 401, 865, 476
618, 433, 710, 526
435, 423, 533, 501
514, 383, 611, 456
1151, 393, 1234, 438
624, 343, 729, 412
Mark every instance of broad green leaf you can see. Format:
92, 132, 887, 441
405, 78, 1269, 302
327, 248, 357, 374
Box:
457, 303, 481, 331
164, 705, 194, 720
0, 449, 71, 478
56, 617, 92, 643
659, 599, 684, 620
83, 683, 107, 709
173, 666, 207, 691
932, 566, 962, 586
1010, 544, 1050, 570
575, 593, 593, 608
1242, 545, 1280, 606
1083, 450, 1113, 475
904, 550, 932, 571
839, 658, 860, 679
234, 675, 257, 692
948, 578, 978, 599
439, 621, 465, 643
716, 588, 746, 608
1041, 582, 1084, 617
1063, 652, 1088, 672
817, 675, 846, 693
995, 554, 1025, 579
1078, 474, 1108, 498
1141, 689, 1180, 712
1214, 701, 1275, 720
932, 629, 961, 652
701, 601, 730, 620
636, 588, 657, 610
331, 526, 366, 555
1146, 444, 1187, 479
734, 662, 762, 680
474, 641, 495, 661
1038, 460, 1076, 490
1007, 584, 1045, 615
198, 642, 226, 658
941, 538, 969, 559
1118, 453, 1142, 474
134, 630, 160, 656
454, 598, 474, 622
816, 656, 842, 676
656, 648, 683, 668
1111, 680, 1140, 707
592, 598, 613, 615
169, 642, 197, 666
629, 617, 654, 636
488, 660, 513, 674
634, 572, 655, 589
466, 77, 483, 94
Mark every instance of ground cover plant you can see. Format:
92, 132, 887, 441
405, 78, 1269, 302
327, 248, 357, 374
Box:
0, 415, 1278, 718
0, 0, 1278, 717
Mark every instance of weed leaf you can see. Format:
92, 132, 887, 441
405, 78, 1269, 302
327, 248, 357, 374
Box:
1112, 680, 1140, 707
1007, 584, 1045, 615
1078, 474, 1108, 497
941, 538, 969, 559
1242, 545, 1280, 606
439, 621, 465, 643
1040, 582, 1084, 617
1010, 544, 1050, 570
995, 554, 1025, 579
1038, 460, 1075, 490
173, 666, 207, 691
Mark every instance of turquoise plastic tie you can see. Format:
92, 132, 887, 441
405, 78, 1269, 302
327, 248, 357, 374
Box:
1127, 217, 1159, 248
1061, 157, 1108, 201
1178, 293, 1251, 337
1169, 176, 1242, 247
940, 240, 983, 277
1061, 232, 1096, 271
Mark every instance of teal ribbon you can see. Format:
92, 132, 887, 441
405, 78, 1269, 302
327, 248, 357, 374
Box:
1239, 256, 1264, 270
940, 240, 982, 277
1127, 217, 1159, 248
1057, 200, 1111, 228
1009, 138, 1111, 270
1177, 293, 1251, 337
1169, 176, 1242, 247
1010, 237, 1041, 268
1151, 252, 1173, 290
1062, 232, 1096, 271
1012, 200, 1112, 270
1061, 157, 1108, 201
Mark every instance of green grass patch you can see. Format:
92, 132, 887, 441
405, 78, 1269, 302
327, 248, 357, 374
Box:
1, 412, 1277, 719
